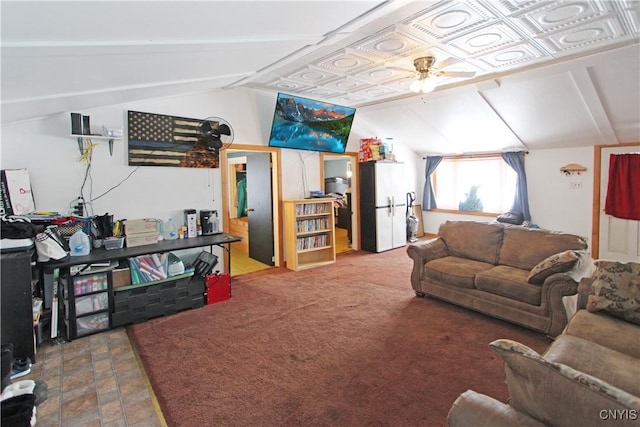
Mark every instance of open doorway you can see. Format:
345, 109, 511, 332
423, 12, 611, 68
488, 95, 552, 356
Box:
320, 152, 359, 253
221, 146, 283, 276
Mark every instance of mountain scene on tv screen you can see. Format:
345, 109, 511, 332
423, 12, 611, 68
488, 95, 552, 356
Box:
270, 95, 355, 153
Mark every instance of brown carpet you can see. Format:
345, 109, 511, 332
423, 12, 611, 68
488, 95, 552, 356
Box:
128, 247, 549, 427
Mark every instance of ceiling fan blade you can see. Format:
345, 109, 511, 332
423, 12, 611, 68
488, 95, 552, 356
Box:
436, 57, 461, 69
387, 65, 414, 72
441, 70, 476, 78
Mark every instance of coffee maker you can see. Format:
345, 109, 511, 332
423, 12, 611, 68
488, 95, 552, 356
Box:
200, 210, 220, 235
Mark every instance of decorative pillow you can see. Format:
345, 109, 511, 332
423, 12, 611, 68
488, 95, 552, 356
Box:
527, 250, 580, 284
587, 261, 640, 325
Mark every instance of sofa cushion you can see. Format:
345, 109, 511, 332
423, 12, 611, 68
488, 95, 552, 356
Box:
564, 310, 640, 359
543, 334, 640, 397
587, 260, 640, 325
438, 221, 504, 265
527, 250, 580, 284
499, 227, 587, 271
476, 266, 541, 305
491, 339, 640, 427
424, 256, 494, 289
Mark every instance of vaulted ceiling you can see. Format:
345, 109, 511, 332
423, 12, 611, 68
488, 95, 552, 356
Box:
2, 1, 639, 155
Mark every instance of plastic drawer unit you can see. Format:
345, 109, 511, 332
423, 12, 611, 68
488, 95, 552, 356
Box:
62, 271, 113, 340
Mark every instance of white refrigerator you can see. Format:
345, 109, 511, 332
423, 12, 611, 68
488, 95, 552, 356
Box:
360, 161, 407, 252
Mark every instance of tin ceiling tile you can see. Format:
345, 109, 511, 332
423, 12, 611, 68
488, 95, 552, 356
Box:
285, 67, 338, 86
350, 27, 426, 60
320, 77, 372, 93
538, 16, 632, 55
263, 78, 313, 93
312, 50, 375, 75
474, 42, 547, 69
447, 22, 527, 56
406, 1, 496, 42
300, 87, 346, 99
512, 0, 612, 36
353, 65, 408, 85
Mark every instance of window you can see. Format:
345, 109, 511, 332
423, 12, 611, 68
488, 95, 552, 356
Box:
433, 155, 516, 214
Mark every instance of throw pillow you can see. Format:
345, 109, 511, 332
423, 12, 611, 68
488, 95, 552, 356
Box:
527, 250, 580, 284
587, 261, 640, 325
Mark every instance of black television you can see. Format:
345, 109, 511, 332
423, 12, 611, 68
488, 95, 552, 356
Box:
267, 93, 356, 154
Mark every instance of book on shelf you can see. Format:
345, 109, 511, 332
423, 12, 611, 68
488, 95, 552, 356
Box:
296, 234, 328, 250
295, 202, 330, 216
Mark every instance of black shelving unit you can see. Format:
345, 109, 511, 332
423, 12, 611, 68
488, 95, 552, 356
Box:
1, 249, 36, 362
39, 234, 242, 341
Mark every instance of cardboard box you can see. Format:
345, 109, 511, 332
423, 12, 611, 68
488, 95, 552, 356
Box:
359, 138, 382, 163
124, 218, 158, 235
125, 232, 158, 248
112, 268, 131, 288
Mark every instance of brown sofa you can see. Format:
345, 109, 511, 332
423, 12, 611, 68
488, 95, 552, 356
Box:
447, 262, 640, 427
407, 221, 588, 338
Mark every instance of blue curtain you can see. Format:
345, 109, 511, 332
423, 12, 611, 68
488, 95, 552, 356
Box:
501, 151, 531, 221
422, 156, 442, 210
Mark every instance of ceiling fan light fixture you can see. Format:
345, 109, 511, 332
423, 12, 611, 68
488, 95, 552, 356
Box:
409, 79, 423, 92
410, 76, 436, 94
420, 78, 436, 93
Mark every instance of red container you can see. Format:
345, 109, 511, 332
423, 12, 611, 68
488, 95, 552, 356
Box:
205, 273, 231, 305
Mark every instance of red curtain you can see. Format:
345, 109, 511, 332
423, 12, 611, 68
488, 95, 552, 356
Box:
604, 153, 640, 220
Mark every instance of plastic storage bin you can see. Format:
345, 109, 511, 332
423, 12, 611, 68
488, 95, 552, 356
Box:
76, 312, 109, 337
104, 237, 125, 250
111, 277, 203, 327
74, 293, 109, 316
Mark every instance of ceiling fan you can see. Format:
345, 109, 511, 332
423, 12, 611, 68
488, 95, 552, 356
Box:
399, 56, 476, 93
198, 117, 234, 152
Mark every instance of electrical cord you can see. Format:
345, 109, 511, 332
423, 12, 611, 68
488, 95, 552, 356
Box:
77, 138, 94, 217
91, 167, 139, 202
74, 136, 141, 213
298, 151, 315, 198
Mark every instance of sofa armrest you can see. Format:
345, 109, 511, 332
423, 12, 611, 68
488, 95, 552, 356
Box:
447, 390, 547, 427
540, 273, 580, 338
406, 238, 448, 295
576, 277, 593, 310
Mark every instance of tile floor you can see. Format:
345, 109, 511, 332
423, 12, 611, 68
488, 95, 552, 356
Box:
19, 248, 260, 427
23, 328, 166, 427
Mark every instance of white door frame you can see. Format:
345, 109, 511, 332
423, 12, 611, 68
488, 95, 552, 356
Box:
320, 152, 360, 250
591, 143, 640, 261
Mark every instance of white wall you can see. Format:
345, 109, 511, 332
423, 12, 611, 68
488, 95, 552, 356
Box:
4, 86, 591, 247
0, 87, 420, 228
420, 146, 595, 247
2, 89, 258, 222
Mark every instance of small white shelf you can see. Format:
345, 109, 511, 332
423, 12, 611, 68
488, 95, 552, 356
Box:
71, 134, 122, 156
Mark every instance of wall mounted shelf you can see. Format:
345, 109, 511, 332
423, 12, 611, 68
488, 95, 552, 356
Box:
560, 163, 587, 175
71, 134, 122, 156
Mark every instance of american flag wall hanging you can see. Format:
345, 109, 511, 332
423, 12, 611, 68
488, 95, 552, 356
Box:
127, 110, 219, 168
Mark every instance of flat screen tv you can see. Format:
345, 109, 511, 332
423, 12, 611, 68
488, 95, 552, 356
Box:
267, 93, 356, 154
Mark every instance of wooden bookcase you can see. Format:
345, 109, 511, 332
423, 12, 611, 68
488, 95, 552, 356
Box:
284, 198, 336, 271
